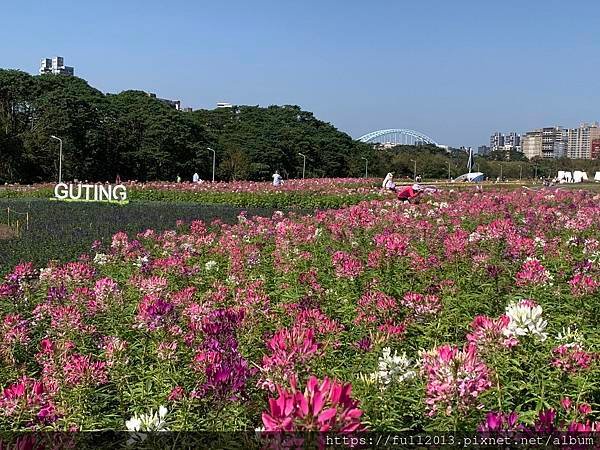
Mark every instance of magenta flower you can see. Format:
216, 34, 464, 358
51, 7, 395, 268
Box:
63, 354, 109, 386
551, 344, 594, 373
515, 258, 552, 287
467, 315, 518, 350
136, 294, 175, 331
373, 232, 410, 257
262, 375, 365, 432
331, 251, 364, 279
478, 411, 520, 431
569, 273, 599, 297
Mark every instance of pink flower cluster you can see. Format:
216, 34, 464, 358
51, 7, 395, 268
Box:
515, 258, 552, 287
466, 315, 518, 350
63, 354, 109, 386
262, 375, 365, 432
136, 294, 175, 331
401, 292, 442, 319
0, 313, 30, 363
0, 376, 57, 425
373, 232, 410, 257
551, 344, 594, 373
331, 251, 364, 279
354, 290, 406, 338
569, 273, 599, 297
0, 262, 38, 299
260, 326, 320, 391
421, 344, 492, 417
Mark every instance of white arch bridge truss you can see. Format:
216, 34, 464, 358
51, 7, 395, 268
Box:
357, 129, 439, 147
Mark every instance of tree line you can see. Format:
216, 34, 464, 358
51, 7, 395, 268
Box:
0, 69, 372, 183
1, 69, 598, 184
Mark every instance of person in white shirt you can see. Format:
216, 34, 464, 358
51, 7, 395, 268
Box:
272, 171, 283, 187
192, 173, 200, 183
382, 172, 396, 191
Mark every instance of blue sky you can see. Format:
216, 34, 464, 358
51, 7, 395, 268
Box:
2, 0, 599, 148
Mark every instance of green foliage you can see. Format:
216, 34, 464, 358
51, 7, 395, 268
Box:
0, 70, 372, 183
129, 188, 378, 209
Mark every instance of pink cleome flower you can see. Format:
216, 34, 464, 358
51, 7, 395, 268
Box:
401, 292, 442, 319
467, 315, 518, 350
569, 273, 599, 297
421, 344, 492, 417
551, 344, 594, 373
515, 258, 552, 287
373, 232, 410, 257
331, 251, 364, 280
262, 375, 365, 432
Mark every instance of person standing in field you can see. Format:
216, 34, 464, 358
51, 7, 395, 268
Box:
192, 172, 200, 183
176, 175, 181, 183
382, 173, 396, 191
272, 170, 283, 187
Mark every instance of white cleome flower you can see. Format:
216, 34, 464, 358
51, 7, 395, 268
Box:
126, 406, 169, 432
125, 417, 141, 432
93, 253, 109, 265
205, 260, 218, 271
556, 326, 584, 347
503, 301, 548, 341
377, 347, 416, 386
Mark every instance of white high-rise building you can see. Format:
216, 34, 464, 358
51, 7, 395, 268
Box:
567, 123, 600, 159
39, 56, 74, 76
521, 127, 566, 159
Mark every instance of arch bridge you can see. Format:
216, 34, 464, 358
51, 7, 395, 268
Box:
358, 129, 439, 147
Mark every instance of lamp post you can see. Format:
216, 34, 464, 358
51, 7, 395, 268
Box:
534, 165, 538, 179
447, 161, 451, 181
410, 159, 416, 181
298, 152, 306, 179
361, 157, 368, 178
207, 147, 216, 182
499, 163, 503, 181
519, 165, 523, 181
50, 136, 63, 183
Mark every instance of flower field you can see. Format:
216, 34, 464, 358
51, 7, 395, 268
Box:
1, 178, 384, 209
1, 187, 600, 433
0, 199, 288, 276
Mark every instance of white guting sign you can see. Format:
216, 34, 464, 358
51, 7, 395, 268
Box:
54, 183, 128, 202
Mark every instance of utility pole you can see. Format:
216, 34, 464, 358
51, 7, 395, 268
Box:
50, 136, 63, 183
207, 147, 216, 182
298, 153, 306, 179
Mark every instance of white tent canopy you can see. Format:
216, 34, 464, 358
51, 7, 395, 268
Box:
454, 172, 485, 182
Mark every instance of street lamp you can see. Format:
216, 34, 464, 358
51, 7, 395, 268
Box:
207, 147, 216, 182
499, 163, 503, 181
361, 157, 368, 178
519, 165, 523, 181
50, 136, 63, 183
447, 161, 451, 181
410, 159, 416, 181
298, 152, 306, 179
